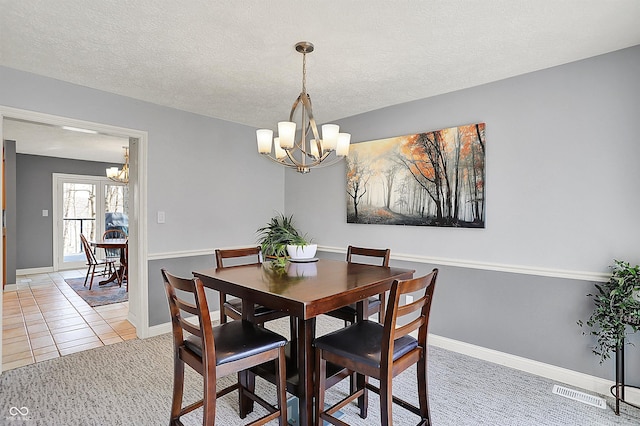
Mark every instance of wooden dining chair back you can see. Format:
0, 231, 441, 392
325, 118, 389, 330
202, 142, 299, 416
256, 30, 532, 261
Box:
161, 269, 288, 426
215, 247, 289, 325
314, 268, 438, 426
102, 228, 127, 257
326, 245, 391, 324
102, 229, 127, 279
80, 233, 117, 290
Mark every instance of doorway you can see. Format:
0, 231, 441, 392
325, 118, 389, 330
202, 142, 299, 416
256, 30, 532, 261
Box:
0, 107, 149, 373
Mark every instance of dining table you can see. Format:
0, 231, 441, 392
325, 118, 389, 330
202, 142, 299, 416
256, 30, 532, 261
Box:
193, 258, 414, 426
90, 238, 128, 286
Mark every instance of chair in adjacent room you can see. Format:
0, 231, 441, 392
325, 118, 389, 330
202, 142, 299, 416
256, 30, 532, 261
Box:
215, 247, 290, 325
314, 269, 438, 426
102, 228, 127, 278
325, 245, 391, 324
80, 233, 118, 290
161, 269, 288, 426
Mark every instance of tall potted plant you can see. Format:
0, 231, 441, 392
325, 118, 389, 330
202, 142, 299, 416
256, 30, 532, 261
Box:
578, 259, 640, 363
256, 213, 316, 264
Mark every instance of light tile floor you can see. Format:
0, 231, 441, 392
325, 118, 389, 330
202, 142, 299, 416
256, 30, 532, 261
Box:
2, 270, 136, 371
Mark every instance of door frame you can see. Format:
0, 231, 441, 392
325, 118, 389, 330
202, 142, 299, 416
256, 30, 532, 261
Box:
52, 173, 128, 271
0, 106, 149, 373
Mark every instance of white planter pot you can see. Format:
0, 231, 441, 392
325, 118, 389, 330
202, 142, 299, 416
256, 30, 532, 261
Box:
286, 244, 317, 259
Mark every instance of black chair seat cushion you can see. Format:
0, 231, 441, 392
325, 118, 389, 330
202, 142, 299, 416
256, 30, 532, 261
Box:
225, 298, 281, 318
184, 320, 287, 365
331, 297, 382, 317
313, 320, 417, 369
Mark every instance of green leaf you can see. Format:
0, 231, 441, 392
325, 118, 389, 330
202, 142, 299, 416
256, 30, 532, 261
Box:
579, 259, 640, 363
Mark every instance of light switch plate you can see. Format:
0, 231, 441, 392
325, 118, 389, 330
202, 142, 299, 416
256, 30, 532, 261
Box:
157, 211, 165, 224
42, 209, 49, 217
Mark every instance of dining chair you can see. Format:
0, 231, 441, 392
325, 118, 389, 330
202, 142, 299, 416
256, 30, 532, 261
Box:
80, 233, 118, 290
314, 269, 438, 426
325, 245, 391, 324
161, 269, 288, 426
102, 228, 127, 278
215, 247, 290, 325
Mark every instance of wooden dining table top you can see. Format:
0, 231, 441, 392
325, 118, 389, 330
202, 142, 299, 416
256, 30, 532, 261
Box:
89, 238, 128, 248
193, 258, 415, 320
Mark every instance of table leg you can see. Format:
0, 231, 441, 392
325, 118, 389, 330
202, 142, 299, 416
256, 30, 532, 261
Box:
297, 317, 316, 426
239, 299, 256, 417
98, 269, 120, 285
356, 301, 368, 417
98, 246, 127, 286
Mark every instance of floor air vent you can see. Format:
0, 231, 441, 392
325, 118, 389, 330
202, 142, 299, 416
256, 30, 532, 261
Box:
552, 385, 606, 409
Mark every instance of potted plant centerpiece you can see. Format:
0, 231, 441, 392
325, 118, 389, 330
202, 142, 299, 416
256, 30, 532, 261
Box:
256, 213, 316, 266
578, 259, 640, 363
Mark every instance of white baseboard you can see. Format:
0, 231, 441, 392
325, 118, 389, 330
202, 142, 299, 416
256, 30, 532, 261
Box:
429, 334, 640, 406
3, 284, 18, 291
147, 322, 172, 337
16, 267, 54, 275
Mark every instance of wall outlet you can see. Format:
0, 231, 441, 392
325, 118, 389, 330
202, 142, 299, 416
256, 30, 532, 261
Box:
42, 209, 49, 217
157, 211, 165, 224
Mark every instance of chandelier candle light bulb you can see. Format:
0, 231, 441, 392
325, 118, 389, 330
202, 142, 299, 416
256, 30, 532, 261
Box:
310, 139, 320, 158
277, 122, 296, 149
336, 133, 351, 157
321, 124, 339, 151
274, 138, 287, 159
256, 41, 350, 173
256, 129, 274, 154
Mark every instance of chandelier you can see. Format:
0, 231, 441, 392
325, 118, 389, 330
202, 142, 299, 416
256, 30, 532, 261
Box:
256, 42, 350, 174
106, 147, 129, 184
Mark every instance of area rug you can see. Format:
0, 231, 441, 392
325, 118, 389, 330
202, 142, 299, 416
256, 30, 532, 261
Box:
64, 277, 128, 307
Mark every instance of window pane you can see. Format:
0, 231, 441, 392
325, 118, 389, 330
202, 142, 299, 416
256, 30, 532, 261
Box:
63, 183, 96, 256
105, 184, 129, 236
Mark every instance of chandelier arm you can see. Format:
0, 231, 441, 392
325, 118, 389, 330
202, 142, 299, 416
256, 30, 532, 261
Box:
300, 94, 321, 142
263, 149, 332, 169
305, 154, 346, 169
289, 94, 303, 121
284, 148, 302, 167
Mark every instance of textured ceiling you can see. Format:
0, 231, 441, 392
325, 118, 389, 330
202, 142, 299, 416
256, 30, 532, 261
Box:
1, 1, 640, 159
3, 118, 128, 163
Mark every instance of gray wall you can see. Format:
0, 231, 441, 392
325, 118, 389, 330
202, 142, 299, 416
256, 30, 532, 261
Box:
0, 66, 284, 255
3, 140, 16, 284
1, 64, 284, 322
15, 154, 119, 269
285, 45, 640, 381
148, 255, 216, 327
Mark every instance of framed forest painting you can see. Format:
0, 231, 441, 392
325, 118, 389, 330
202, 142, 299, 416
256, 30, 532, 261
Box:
346, 123, 485, 228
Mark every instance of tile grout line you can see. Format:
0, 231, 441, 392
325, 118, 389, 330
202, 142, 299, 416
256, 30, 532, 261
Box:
3, 271, 134, 370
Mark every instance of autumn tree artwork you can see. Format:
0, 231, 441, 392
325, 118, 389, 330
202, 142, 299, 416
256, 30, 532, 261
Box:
346, 123, 485, 227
